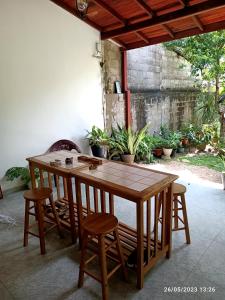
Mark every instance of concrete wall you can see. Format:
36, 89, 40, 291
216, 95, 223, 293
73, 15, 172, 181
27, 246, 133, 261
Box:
103, 42, 198, 132
131, 91, 198, 134
0, 0, 103, 184
128, 44, 195, 91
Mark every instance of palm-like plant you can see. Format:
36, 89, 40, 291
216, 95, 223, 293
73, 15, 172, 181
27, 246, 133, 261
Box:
109, 125, 148, 158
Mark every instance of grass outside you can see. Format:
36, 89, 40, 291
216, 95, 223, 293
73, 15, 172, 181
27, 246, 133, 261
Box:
177, 154, 224, 173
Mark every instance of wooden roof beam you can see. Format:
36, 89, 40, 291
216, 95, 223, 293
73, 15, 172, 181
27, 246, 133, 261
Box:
101, 0, 225, 40
134, 0, 155, 17
162, 24, 175, 38
192, 15, 204, 31
125, 19, 225, 50
135, 31, 149, 44
50, 0, 102, 31
92, 0, 126, 25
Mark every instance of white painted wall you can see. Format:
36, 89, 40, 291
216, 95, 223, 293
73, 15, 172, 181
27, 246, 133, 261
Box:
0, 0, 103, 182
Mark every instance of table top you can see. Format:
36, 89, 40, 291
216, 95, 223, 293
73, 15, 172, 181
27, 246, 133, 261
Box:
27, 151, 178, 201
72, 161, 178, 201
26, 150, 105, 175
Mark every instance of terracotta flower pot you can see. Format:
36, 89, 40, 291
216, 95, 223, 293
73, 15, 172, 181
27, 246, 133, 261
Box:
196, 143, 206, 152
152, 148, 163, 158
121, 154, 135, 164
181, 138, 189, 146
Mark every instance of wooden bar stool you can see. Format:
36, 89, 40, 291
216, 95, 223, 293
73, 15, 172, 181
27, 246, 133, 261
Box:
173, 183, 191, 244
23, 187, 63, 254
78, 213, 128, 300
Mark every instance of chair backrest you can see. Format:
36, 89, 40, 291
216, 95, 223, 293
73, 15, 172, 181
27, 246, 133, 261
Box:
47, 139, 81, 153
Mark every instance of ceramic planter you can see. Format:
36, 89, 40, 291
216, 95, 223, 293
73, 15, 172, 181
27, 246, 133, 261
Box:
163, 148, 173, 158
177, 147, 185, 153
121, 154, 135, 164
91, 145, 105, 158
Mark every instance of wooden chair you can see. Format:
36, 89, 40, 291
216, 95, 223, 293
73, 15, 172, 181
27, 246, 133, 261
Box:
47, 139, 81, 190
78, 213, 128, 300
47, 139, 81, 153
23, 187, 63, 254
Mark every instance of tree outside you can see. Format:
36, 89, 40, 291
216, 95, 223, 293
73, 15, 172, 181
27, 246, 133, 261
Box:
164, 30, 225, 136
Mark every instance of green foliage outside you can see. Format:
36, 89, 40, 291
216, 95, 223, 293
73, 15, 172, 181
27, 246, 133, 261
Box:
164, 31, 225, 133
5, 167, 39, 186
178, 154, 224, 172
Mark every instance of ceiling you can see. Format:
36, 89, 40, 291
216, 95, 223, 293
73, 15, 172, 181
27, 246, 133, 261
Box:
50, 0, 225, 50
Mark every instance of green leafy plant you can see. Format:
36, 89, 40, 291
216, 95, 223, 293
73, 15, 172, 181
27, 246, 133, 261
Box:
164, 31, 225, 136
5, 167, 39, 186
86, 125, 109, 146
109, 124, 148, 158
159, 125, 181, 149
151, 136, 164, 149
136, 135, 155, 163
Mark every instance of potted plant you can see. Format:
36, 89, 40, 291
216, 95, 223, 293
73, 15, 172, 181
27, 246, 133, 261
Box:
161, 138, 174, 159
86, 125, 109, 158
135, 135, 155, 164
151, 136, 164, 158
5, 167, 39, 188
109, 125, 148, 164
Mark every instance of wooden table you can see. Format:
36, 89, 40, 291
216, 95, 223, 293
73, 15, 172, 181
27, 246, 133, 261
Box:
72, 161, 178, 289
27, 151, 178, 289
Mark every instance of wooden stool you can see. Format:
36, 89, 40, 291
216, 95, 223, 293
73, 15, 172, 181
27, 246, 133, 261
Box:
78, 213, 128, 300
23, 187, 63, 254
157, 183, 191, 244
173, 183, 191, 244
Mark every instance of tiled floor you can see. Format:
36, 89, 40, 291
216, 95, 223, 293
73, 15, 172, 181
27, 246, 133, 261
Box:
0, 166, 225, 300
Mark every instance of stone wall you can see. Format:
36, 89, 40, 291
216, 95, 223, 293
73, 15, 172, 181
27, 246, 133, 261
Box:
105, 94, 125, 132
103, 40, 122, 94
103, 42, 198, 132
131, 91, 198, 134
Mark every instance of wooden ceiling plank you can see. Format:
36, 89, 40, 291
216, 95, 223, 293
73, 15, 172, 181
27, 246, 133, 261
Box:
92, 0, 126, 25
135, 31, 149, 43
126, 19, 225, 50
161, 24, 175, 38
192, 15, 204, 31
50, 0, 102, 31
177, 0, 186, 8
101, 0, 225, 40
134, 0, 155, 17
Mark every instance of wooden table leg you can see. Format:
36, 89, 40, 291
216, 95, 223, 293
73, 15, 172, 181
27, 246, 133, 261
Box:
29, 162, 37, 189
66, 177, 76, 244
165, 184, 173, 259
136, 200, 144, 289
75, 179, 83, 247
